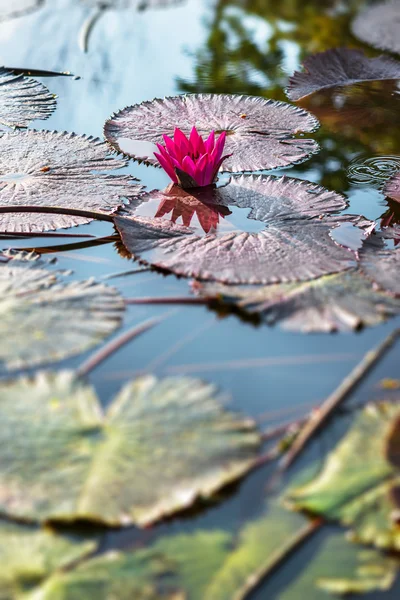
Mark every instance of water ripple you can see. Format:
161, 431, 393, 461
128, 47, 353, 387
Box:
347, 155, 400, 188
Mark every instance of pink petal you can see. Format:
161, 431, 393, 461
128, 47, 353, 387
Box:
182, 155, 197, 182
212, 131, 227, 163
195, 153, 211, 186
162, 135, 178, 160
189, 126, 205, 156
154, 152, 178, 183
204, 131, 215, 154
174, 128, 190, 156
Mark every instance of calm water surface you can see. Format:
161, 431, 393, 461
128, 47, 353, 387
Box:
0, 1, 399, 597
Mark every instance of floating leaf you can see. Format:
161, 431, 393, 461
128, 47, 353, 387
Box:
0, 371, 260, 526
352, 0, 400, 55
360, 229, 400, 297
384, 169, 400, 203
0, 255, 124, 372
0, 0, 42, 21
281, 534, 397, 599
287, 402, 400, 550
0, 130, 142, 232
115, 175, 363, 285
0, 520, 96, 598
104, 94, 319, 172
287, 48, 400, 101
194, 268, 400, 332
0, 67, 56, 128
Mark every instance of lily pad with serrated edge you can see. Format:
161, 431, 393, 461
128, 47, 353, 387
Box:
360, 228, 400, 297
385, 170, 400, 203
194, 268, 400, 332
0, 371, 261, 526
287, 402, 400, 551
0, 67, 56, 128
0, 254, 124, 372
114, 175, 366, 285
104, 94, 320, 172
0, 0, 42, 21
352, 0, 400, 56
0, 130, 142, 232
0, 520, 97, 599
287, 48, 400, 102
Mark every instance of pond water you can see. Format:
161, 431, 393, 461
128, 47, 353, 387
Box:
0, 0, 400, 598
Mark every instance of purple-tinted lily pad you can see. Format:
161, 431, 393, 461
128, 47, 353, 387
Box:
360, 228, 400, 297
0, 0, 42, 21
104, 94, 320, 172
0, 130, 142, 232
0, 67, 56, 127
352, 1, 400, 55
287, 48, 400, 102
115, 175, 366, 285
384, 170, 400, 203
194, 268, 400, 333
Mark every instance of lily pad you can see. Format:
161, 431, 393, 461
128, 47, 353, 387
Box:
115, 175, 363, 285
0, 0, 42, 21
281, 534, 397, 599
0, 130, 142, 232
352, 0, 400, 55
287, 402, 400, 551
384, 169, 400, 203
104, 94, 319, 172
360, 229, 400, 297
0, 255, 124, 372
0, 521, 96, 599
0, 371, 260, 526
287, 48, 400, 101
0, 67, 56, 128
194, 268, 400, 332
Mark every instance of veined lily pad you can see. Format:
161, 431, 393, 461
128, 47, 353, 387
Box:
385, 169, 400, 203
115, 175, 364, 285
287, 402, 400, 551
0, 0, 42, 21
287, 48, 400, 102
0, 255, 124, 372
0, 130, 142, 232
104, 94, 319, 172
0, 521, 96, 599
352, 0, 400, 55
0, 371, 260, 526
281, 534, 397, 599
194, 268, 400, 332
0, 67, 56, 128
360, 228, 400, 297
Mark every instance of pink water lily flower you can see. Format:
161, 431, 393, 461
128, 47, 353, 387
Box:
154, 127, 231, 188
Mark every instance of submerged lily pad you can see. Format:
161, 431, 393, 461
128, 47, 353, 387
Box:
360, 229, 400, 297
0, 130, 142, 232
0, 371, 260, 526
0, 255, 124, 372
194, 268, 400, 332
384, 169, 400, 203
115, 175, 363, 285
0, 0, 42, 21
104, 94, 319, 172
281, 534, 397, 599
287, 402, 400, 551
287, 48, 400, 101
0, 521, 96, 599
0, 67, 56, 128
352, 0, 400, 55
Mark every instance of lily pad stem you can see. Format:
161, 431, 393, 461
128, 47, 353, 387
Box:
0, 205, 114, 222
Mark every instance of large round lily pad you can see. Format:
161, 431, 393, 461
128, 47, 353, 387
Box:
0, 130, 142, 232
104, 94, 319, 172
0, 371, 261, 526
287, 402, 400, 551
0, 255, 125, 372
287, 48, 400, 101
194, 268, 400, 332
115, 175, 363, 285
0, 67, 56, 128
0, 0, 42, 21
352, 0, 400, 55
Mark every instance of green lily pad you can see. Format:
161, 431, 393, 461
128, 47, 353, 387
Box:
0, 371, 260, 526
194, 269, 400, 332
0, 256, 124, 372
287, 402, 400, 550
281, 534, 398, 599
0, 520, 96, 599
